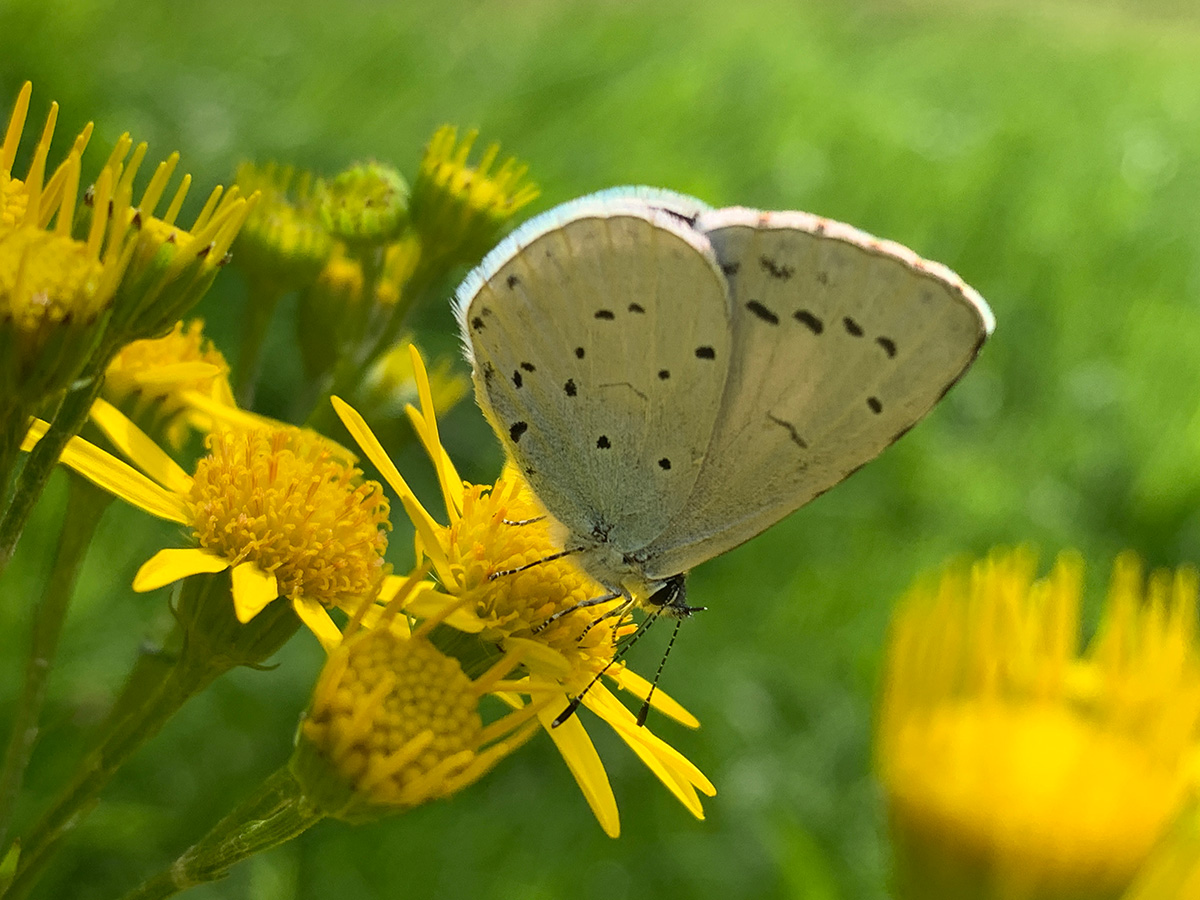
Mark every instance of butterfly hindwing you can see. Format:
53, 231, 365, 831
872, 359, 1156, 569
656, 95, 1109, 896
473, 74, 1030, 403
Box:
640, 207, 993, 578
458, 199, 733, 551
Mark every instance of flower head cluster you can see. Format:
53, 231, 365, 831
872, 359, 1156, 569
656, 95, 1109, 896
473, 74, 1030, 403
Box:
878, 548, 1200, 900
409, 126, 538, 269
333, 346, 714, 837
317, 162, 409, 247
233, 161, 333, 292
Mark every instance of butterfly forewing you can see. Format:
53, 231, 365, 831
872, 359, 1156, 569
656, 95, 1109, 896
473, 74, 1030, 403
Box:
640, 208, 992, 578
460, 203, 733, 551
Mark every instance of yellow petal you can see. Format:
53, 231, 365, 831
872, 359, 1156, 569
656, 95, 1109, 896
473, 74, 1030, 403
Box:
536, 698, 620, 838
396, 581, 486, 633
121, 361, 222, 388
230, 561, 279, 623
89, 397, 193, 495
606, 664, 701, 729
24, 421, 189, 524
181, 391, 357, 462
133, 547, 229, 592
293, 596, 343, 651
332, 395, 437, 529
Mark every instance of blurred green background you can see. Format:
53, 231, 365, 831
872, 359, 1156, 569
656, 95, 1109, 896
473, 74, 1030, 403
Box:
3, 0, 1200, 897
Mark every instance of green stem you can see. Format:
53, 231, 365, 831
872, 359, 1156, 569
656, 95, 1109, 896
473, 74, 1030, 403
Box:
234, 278, 285, 408
0, 368, 106, 581
5, 575, 300, 899
117, 768, 323, 900
0, 475, 112, 852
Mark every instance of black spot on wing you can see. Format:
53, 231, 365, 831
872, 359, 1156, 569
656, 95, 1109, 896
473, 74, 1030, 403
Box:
721, 262, 740, 276
628, 303, 645, 313
760, 256, 794, 280
695, 346, 716, 360
843, 317, 864, 337
510, 422, 528, 442
512, 370, 523, 388
471, 316, 484, 332
564, 379, 577, 397
597, 435, 611, 449
658, 458, 671, 470
658, 369, 670, 380
575, 347, 585, 359
794, 310, 824, 334
520, 361, 536, 372
876, 336, 897, 358
867, 396, 883, 414
746, 300, 779, 325
595, 309, 615, 320
483, 363, 495, 383
506, 274, 520, 289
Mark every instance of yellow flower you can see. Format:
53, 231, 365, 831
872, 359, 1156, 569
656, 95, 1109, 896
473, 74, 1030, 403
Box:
0, 85, 138, 411
102, 319, 236, 449
331, 346, 714, 837
232, 161, 333, 291
359, 338, 470, 421
877, 548, 1200, 900
100, 135, 258, 346
1, 81, 94, 233
23, 406, 391, 649
409, 126, 538, 269
293, 572, 545, 821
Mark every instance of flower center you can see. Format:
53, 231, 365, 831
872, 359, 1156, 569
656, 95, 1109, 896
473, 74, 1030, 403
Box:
187, 428, 390, 607
0, 227, 106, 326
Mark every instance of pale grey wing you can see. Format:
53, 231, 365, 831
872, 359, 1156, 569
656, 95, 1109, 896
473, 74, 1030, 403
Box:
639, 207, 993, 579
455, 200, 732, 552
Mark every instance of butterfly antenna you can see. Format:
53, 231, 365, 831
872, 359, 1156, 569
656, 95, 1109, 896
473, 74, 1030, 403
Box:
552, 607, 663, 727
636, 615, 684, 727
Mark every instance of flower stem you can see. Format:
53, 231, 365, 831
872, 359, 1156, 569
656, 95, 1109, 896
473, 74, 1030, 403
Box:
0, 474, 112, 852
5, 575, 300, 899
0, 367, 106, 581
118, 767, 324, 900
234, 277, 284, 408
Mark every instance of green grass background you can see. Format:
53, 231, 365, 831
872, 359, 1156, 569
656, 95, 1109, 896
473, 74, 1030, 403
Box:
3, 0, 1200, 897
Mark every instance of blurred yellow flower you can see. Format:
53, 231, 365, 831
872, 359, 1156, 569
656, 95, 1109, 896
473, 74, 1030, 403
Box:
232, 160, 333, 291
23, 407, 391, 649
332, 346, 714, 838
878, 548, 1200, 900
102, 319, 237, 449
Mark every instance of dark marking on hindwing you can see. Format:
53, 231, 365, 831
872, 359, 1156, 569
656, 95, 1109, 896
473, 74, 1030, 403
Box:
768, 413, 809, 449
760, 256, 794, 280
658, 369, 670, 380
628, 303, 645, 313
867, 396, 883, 414
658, 458, 672, 470
520, 361, 536, 372
794, 310, 824, 334
471, 316, 484, 332
512, 370, 523, 388
695, 346, 716, 360
843, 317, 864, 337
721, 262, 740, 276
595, 309, 615, 320
575, 347, 586, 359
746, 300, 779, 325
597, 435, 611, 449
564, 379, 577, 397
506, 274, 520, 289
510, 421, 528, 442
482, 363, 495, 383
876, 336, 897, 358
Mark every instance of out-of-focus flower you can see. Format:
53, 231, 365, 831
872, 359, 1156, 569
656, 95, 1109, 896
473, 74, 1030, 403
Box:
232, 161, 333, 291
332, 346, 714, 837
23, 406, 391, 649
359, 338, 470, 421
409, 126, 538, 270
877, 548, 1200, 900
102, 319, 236, 449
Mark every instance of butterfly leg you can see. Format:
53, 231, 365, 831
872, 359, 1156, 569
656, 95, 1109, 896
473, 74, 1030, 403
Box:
488, 546, 582, 581
531, 589, 625, 633
501, 515, 546, 526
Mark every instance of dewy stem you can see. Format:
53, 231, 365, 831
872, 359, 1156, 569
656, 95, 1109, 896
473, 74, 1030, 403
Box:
0, 364, 107, 580
0, 475, 112, 852
117, 767, 324, 900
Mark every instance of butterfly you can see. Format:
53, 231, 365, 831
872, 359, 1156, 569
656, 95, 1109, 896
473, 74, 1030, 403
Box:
454, 186, 993, 630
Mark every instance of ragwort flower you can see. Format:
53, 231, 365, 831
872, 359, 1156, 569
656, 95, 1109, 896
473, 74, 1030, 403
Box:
877, 548, 1200, 900
332, 346, 714, 837
23, 405, 391, 648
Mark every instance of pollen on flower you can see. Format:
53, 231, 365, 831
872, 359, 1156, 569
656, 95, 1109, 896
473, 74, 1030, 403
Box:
442, 471, 635, 688
878, 548, 1200, 900
186, 428, 390, 609
0, 228, 107, 327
